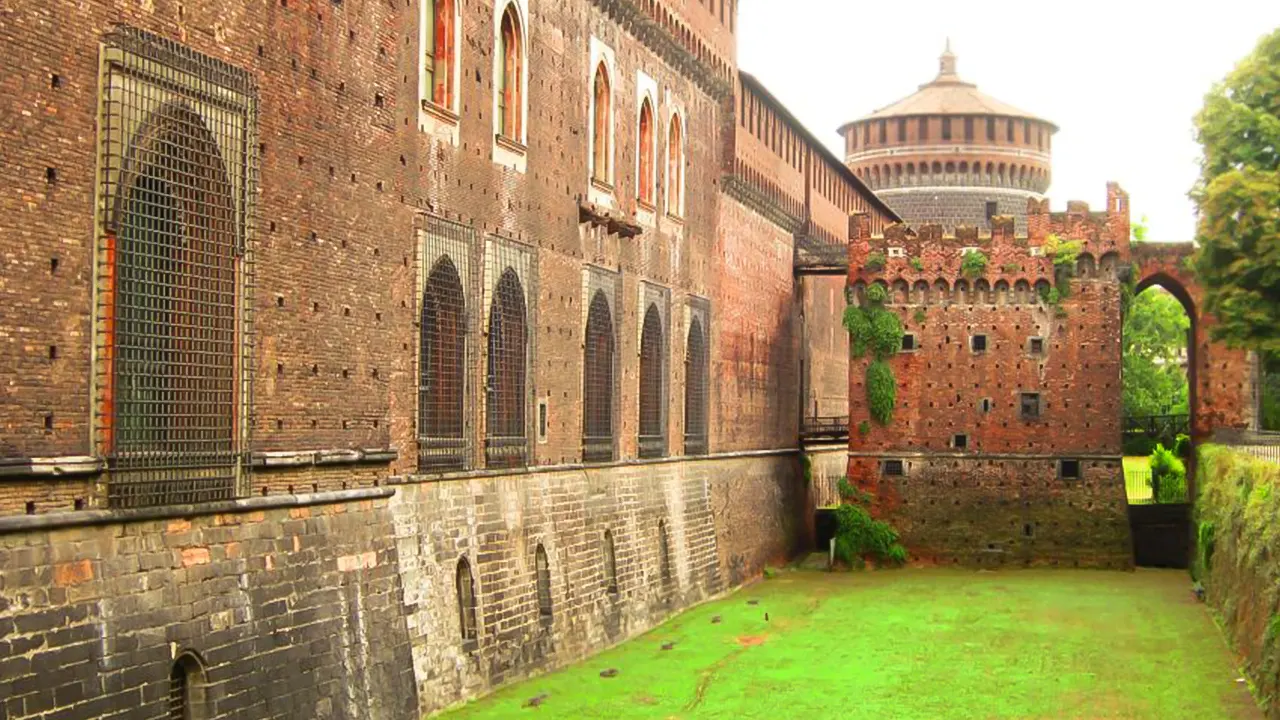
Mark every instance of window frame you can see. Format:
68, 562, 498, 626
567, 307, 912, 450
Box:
666, 110, 686, 219
421, 0, 460, 117
637, 94, 657, 209
1020, 392, 1042, 420
493, 1, 528, 157
1059, 459, 1082, 480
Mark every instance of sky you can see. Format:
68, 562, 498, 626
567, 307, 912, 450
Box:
737, 0, 1280, 242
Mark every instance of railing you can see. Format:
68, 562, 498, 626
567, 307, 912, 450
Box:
418, 436, 468, 473
801, 415, 850, 442
794, 235, 849, 275
484, 436, 528, 469
1217, 429, 1280, 464
1122, 414, 1190, 445
1124, 467, 1188, 506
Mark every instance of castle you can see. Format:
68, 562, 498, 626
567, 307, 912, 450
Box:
0, 3, 1261, 719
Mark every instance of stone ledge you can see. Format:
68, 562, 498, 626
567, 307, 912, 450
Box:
0, 449, 398, 480
0, 487, 395, 535
0, 456, 104, 478
251, 448, 398, 469
848, 451, 1123, 461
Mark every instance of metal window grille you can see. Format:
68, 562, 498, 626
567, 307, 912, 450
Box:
418, 216, 478, 472
168, 660, 187, 720
684, 311, 709, 456
95, 27, 258, 508
168, 654, 204, 720
602, 529, 619, 595
456, 557, 478, 641
638, 303, 667, 458
535, 543, 552, 618
484, 239, 535, 468
658, 520, 672, 584
583, 290, 616, 463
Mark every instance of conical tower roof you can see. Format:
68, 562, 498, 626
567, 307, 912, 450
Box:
856, 41, 1057, 129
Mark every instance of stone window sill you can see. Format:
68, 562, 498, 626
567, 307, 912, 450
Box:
421, 100, 459, 124
495, 133, 527, 155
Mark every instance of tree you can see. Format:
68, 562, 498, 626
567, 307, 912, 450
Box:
1190, 27, 1280, 351
1123, 288, 1190, 417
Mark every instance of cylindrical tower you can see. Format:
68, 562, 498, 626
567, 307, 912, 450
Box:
840, 42, 1057, 232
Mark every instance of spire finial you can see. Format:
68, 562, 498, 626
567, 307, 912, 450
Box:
938, 39, 958, 80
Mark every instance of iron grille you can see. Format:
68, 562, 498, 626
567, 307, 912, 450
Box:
535, 544, 552, 619
456, 557, 478, 641
418, 215, 478, 472
484, 239, 535, 469
168, 661, 187, 720
638, 301, 667, 458
684, 303, 709, 456
583, 289, 616, 463
95, 27, 258, 508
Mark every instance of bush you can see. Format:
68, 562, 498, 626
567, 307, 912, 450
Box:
857, 420, 871, 436
866, 283, 888, 304
1149, 443, 1188, 503
833, 501, 907, 568
864, 252, 886, 272
909, 257, 924, 271
961, 250, 989, 278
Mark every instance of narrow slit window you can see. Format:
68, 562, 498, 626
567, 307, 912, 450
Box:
591, 62, 611, 183
882, 459, 905, 476
638, 98, 655, 205
456, 557, 478, 641
535, 543, 552, 619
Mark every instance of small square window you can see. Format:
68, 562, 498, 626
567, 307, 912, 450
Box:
1029, 247, 1045, 257
882, 459, 905, 476
1059, 459, 1081, 480
970, 335, 987, 353
902, 334, 917, 352
1028, 337, 1045, 355
887, 246, 906, 258
1020, 393, 1041, 420
952, 434, 968, 449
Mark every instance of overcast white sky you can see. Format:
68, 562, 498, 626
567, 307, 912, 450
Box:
738, 1, 1280, 241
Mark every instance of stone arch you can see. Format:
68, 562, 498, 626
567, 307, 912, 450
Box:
420, 255, 467, 472
892, 278, 910, 305
1033, 279, 1051, 300
974, 278, 992, 304
850, 280, 867, 307
954, 278, 970, 304
170, 651, 210, 720
1099, 251, 1120, 278
931, 161, 942, 175
1013, 279, 1031, 304
583, 290, 616, 462
945, 161, 956, 174
933, 278, 950, 304
912, 280, 930, 304
959, 160, 969, 174
1076, 252, 1096, 278
994, 279, 1010, 305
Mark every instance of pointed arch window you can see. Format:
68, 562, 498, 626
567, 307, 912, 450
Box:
684, 316, 708, 455
591, 62, 612, 184
583, 290, 616, 463
497, 4, 525, 141
456, 557, 478, 641
638, 98, 656, 207
485, 268, 528, 468
535, 543, 553, 620
666, 113, 685, 217
169, 653, 207, 720
96, 28, 256, 508
638, 303, 667, 458
423, 0, 456, 110
419, 254, 467, 471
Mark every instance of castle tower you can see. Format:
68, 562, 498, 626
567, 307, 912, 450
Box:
839, 41, 1057, 232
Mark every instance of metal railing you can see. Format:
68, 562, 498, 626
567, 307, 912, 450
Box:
802, 415, 850, 441
1122, 414, 1190, 443
1124, 468, 1188, 506
1218, 429, 1280, 464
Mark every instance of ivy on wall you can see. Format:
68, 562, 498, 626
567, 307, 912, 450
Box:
844, 283, 904, 426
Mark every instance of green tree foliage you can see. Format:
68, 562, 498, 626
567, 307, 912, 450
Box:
866, 360, 897, 425
845, 289, 904, 426
1132, 215, 1151, 243
1191, 28, 1280, 351
1149, 443, 1188, 503
961, 249, 989, 278
832, 486, 907, 568
864, 251, 887, 273
1123, 288, 1191, 417
1262, 351, 1280, 431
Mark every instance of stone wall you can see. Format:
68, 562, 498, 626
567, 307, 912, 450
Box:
0, 453, 804, 719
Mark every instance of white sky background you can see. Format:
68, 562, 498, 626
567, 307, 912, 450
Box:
738, 0, 1280, 242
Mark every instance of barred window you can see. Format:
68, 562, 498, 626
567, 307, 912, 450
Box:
96, 28, 256, 508
169, 652, 206, 720
638, 97, 656, 206
591, 62, 612, 183
638, 303, 667, 458
420, 256, 467, 471
423, 0, 456, 110
485, 268, 528, 468
658, 520, 672, 584
535, 543, 552, 619
456, 556, 478, 641
582, 290, 615, 463
497, 3, 525, 141
602, 529, 619, 595
684, 316, 708, 455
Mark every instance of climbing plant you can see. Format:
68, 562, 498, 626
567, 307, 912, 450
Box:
832, 481, 908, 568
909, 256, 924, 271
864, 251, 887, 273
844, 286, 904, 426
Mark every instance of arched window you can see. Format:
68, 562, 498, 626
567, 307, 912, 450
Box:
667, 113, 685, 217
419, 256, 467, 471
109, 101, 241, 508
638, 98, 655, 205
169, 652, 207, 720
497, 4, 524, 140
485, 269, 528, 468
535, 543, 552, 619
602, 529, 619, 595
424, 0, 456, 109
638, 304, 666, 458
456, 557, 478, 641
591, 62, 611, 183
658, 520, 672, 584
684, 316, 708, 455
583, 291, 615, 462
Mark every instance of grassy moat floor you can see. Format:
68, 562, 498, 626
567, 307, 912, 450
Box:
442, 569, 1260, 719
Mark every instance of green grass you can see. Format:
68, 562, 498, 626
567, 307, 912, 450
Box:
443, 570, 1258, 719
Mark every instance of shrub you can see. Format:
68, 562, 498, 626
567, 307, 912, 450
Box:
866, 283, 888, 304
844, 305, 872, 358
1173, 433, 1192, 459
1039, 286, 1061, 306
833, 501, 907, 568
870, 309, 904, 358
1002, 263, 1021, 274
913, 308, 927, 324
961, 249, 989, 278
864, 251, 886, 272
909, 257, 924, 271
1149, 443, 1188, 503
857, 420, 871, 436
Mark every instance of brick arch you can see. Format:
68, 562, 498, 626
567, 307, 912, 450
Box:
1132, 243, 1256, 440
